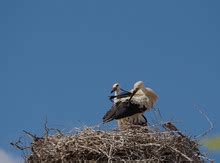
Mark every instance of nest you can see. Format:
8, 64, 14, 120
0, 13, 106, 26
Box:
21, 124, 206, 163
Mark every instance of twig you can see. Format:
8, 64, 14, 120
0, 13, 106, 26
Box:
10, 137, 31, 150
23, 130, 43, 142
79, 145, 102, 154
197, 153, 215, 162
153, 107, 164, 124
194, 104, 213, 139
44, 116, 49, 137
168, 146, 193, 161
108, 145, 113, 163
43, 118, 64, 137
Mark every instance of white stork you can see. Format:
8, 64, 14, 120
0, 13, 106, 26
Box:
110, 83, 147, 128
103, 81, 158, 127
110, 83, 126, 128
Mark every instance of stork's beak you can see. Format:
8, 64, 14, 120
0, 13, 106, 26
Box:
111, 87, 117, 94
109, 90, 132, 101
120, 88, 130, 93
129, 88, 139, 101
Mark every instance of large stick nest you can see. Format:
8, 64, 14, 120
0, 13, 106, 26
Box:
23, 124, 205, 163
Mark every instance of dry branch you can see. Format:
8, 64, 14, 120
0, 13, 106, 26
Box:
194, 104, 214, 139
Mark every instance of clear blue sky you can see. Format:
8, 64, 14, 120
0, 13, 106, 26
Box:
0, 0, 219, 162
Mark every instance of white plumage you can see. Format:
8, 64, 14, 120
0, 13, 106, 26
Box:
103, 81, 158, 128
129, 84, 158, 110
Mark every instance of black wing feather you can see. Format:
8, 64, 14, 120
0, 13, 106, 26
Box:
103, 101, 147, 123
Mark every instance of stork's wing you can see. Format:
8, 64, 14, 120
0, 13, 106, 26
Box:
103, 101, 147, 123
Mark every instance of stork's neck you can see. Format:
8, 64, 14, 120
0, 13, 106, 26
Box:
115, 88, 121, 96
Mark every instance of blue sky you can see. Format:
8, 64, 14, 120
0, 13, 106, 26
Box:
0, 0, 220, 162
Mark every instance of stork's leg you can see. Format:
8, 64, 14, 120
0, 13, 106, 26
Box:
136, 114, 148, 126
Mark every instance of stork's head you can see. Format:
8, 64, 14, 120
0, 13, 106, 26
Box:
134, 81, 145, 90
111, 83, 120, 93
129, 81, 145, 101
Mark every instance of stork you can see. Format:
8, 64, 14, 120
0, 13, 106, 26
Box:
110, 83, 128, 128
103, 81, 158, 127
109, 83, 147, 128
